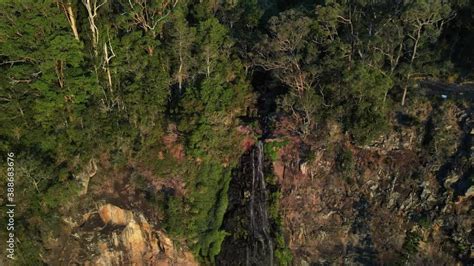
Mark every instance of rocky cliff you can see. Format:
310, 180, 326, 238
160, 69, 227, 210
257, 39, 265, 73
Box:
45, 203, 197, 266
270, 100, 473, 264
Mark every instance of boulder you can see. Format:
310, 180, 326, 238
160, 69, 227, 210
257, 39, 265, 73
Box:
99, 204, 133, 226
121, 219, 147, 264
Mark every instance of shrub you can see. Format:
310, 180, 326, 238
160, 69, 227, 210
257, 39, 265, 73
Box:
402, 231, 421, 258
336, 147, 355, 180
165, 162, 232, 263
264, 140, 289, 161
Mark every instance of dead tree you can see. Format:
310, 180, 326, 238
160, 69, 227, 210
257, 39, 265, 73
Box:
82, 0, 107, 55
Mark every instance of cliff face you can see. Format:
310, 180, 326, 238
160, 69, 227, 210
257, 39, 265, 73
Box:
28, 95, 471, 266
45, 203, 197, 266
271, 100, 473, 264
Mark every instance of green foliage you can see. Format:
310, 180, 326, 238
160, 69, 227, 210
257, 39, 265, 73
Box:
264, 140, 288, 161
178, 49, 253, 161
335, 146, 355, 184
165, 163, 232, 263
0, 154, 82, 262
336, 147, 354, 175
42, 180, 80, 210
0, 2, 252, 261
256, 10, 323, 136
417, 216, 432, 229
14, 235, 43, 266
456, 240, 470, 256
256, 0, 459, 143
0, 0, 101, 164
268, 181, 293, 265
165, 196, 187, 235
402, 231, 421, 259
0, 1, 98, 248
340, 65, 392, 144
345, 102, 389, 145
275, 236, 293, 266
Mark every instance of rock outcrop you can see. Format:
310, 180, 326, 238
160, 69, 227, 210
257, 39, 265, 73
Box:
91, 204, 197, 266
99, 204, 133, 226
51, 204, 197, 266
267, 102, 473, 264
76, 159, 98, 195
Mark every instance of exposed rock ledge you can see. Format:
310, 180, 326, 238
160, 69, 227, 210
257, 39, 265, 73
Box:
55, 204, 197, 266
89, 204, 197, 266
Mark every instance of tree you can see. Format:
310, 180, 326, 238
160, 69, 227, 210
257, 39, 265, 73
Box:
255, 10, 322, 137
342, 64, 393, 144
0, 0, 99, 159
399, 0, 453, 105
168, 4, 196, 90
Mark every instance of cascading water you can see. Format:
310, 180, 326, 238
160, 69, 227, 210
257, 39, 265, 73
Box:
247, 140, 274, 266
217, 140, 275, 266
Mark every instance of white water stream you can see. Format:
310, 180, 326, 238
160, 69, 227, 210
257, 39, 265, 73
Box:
247, 140, 274, 266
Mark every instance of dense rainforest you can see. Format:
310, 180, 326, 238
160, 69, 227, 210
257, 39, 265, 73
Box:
0, 0, 472, 265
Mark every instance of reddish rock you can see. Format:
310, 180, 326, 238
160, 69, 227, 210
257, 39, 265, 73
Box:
236, 125, 256, 152
99, 204, 133, 226
170, 144, 185, 160
241, 136, 256, 152
273, 160, 285, 180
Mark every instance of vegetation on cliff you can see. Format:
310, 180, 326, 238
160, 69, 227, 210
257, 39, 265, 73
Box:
0, 0, 472, 264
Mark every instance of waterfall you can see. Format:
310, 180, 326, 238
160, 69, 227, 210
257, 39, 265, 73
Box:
217, 140, 275, 265
247, 140, 274, 266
